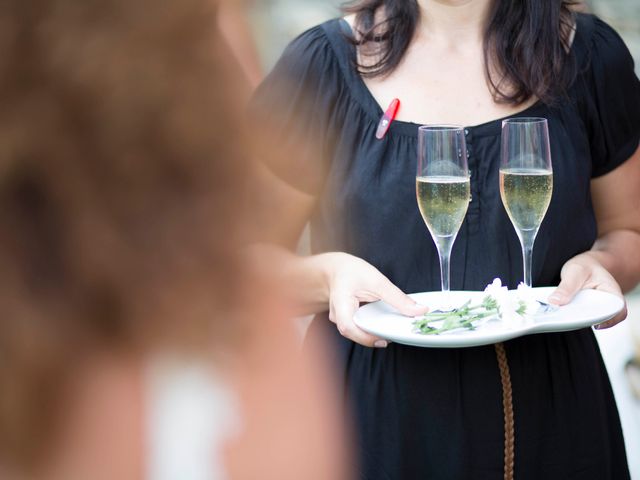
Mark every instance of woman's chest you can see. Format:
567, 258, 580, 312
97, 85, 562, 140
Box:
361, 46, 538, 127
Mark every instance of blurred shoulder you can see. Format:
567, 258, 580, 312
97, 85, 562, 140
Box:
279, 18, 345, 62
257, 17, 351, 89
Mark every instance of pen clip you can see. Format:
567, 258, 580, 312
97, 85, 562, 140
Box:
375, 98, 400, 140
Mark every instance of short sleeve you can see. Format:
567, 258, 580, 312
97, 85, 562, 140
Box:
583, 16, 640, 177
248, 24, 343, 194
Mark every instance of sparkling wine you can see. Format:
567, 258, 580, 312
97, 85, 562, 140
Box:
416, 176, 470, 238
499, 168, 553, 232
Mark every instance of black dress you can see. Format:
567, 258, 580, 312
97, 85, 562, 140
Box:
251, 13, 640, 480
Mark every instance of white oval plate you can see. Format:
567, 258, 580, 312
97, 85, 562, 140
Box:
354, 287, 624, 348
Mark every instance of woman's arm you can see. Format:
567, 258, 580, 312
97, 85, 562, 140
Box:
549, 143, 640, 328
247, 163, 428, 347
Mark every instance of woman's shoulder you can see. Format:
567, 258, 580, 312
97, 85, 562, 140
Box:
255, 18, 352, 98
571, 13, 640, 177
276, 18, 347, 68
574, 13, 636, 73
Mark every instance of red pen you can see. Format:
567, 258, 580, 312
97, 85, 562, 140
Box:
375, 98, 400, 140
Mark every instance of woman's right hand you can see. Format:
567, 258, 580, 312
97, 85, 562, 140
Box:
320, 252, 429, 348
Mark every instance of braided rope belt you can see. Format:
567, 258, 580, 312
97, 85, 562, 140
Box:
494, 342, 515, 480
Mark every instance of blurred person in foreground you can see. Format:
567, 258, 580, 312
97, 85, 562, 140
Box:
249, 0, 640, 478
0, 1, 348, 479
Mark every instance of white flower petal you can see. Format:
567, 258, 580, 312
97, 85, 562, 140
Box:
516, 283, 539, 316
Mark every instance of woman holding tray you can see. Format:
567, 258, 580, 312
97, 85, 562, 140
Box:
250, 0, 640, 478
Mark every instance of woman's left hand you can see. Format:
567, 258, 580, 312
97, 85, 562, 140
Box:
548, 252, 628, 329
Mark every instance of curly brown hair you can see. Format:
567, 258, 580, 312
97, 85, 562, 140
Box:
0, 0, 251, 470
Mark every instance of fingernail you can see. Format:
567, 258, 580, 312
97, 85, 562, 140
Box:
548, 294, 564, 304
414, 303, 429, 312
374, 340, 388, 348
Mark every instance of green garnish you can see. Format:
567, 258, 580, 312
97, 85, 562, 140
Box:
413, 295, 500, 335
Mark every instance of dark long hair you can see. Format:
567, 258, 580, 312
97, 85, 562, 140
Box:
344, 0, 581, 105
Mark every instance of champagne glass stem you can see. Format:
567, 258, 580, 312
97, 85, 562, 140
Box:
522, 244, 533, 288
435, 237, 454, 292
519, 230, 537, 288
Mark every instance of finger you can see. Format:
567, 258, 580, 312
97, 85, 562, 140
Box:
375, 278, 429, 317
548, 263, 589, 305
331, 294, 388, 348
595, 301, 628, 330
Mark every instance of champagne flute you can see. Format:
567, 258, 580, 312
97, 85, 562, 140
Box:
416, 125, 470, 294
499, 118, 553, 288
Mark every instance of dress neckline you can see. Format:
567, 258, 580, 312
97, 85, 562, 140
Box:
323, 17, 580, 138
